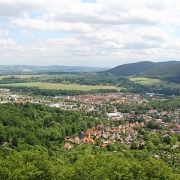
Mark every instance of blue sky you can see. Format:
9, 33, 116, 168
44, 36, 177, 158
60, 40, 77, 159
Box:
0, 0, 180, 67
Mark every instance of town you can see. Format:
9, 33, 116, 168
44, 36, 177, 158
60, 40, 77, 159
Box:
1, 88, 180, 155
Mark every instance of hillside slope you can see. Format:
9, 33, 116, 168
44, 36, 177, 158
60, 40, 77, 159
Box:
143, 64, 180, 77
107, 61, 156, 76
107, 61, 180, 76
143, 64, 180, 83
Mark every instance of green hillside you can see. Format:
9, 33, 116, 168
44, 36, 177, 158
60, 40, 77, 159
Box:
0, 103, 180, 179
143, 64, 180, 83
107, 61, 180, 76
107, 61, 156, 76
143, 64, 180, 77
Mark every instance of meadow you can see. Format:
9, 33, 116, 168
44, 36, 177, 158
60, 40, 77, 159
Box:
0, 82, 118, 91
130, 77, 180, 88
13, 74, 75, 79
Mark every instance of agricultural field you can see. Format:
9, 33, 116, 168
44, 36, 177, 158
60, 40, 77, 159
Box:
0, 82, 118, 91
0, 74, 46, 79
12, 74, 46, 79
0, 75, 10, 80
130, 77, 180, 88
12, 74, 75, 79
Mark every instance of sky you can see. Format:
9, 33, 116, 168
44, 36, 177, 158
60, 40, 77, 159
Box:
0, 0, 180, 67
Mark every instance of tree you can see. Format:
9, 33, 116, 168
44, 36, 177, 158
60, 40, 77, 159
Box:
130, 142, 138, 150
11, 136, 18, 147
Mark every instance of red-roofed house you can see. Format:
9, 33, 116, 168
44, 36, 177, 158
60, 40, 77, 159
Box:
64, 142, 72, 150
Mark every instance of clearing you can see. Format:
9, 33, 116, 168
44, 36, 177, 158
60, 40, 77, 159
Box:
130, 77, 180, 88
0, 82, 118, 91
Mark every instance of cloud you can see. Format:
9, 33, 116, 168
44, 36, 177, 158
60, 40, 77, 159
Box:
142, 35, 166, 43
0, 0, 180, 67
0, 0, 29, 18
0, 39, 15, 46
11, 18, 94, 33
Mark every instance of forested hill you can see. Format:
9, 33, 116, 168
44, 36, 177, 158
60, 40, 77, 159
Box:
143, 64, 180, 83
106, 61, 180, 76
0, 102, 180, 179
143, 64, 180, 77
107, 61, 156, 76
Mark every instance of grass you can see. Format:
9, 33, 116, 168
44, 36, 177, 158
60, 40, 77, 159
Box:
0, 82, 118, 91
0, 75, 10, 80
130, 77, 180, 88
13, 75, 47, 79
0, 74, 48, 79
12, 74, 76, 80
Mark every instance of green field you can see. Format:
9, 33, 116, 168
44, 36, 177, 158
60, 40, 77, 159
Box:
0, 75, 10, 80
0, 82, 118, 91
13, 74, 46, 79
13, 74, 75, 79
130, 77, 180, 88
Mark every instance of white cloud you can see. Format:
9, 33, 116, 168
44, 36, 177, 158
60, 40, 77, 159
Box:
0, 0, 180, 66
11, 18, 94, 33
0, 39, 15, 46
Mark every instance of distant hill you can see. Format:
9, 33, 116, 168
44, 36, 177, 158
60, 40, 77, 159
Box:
0, 65, 109, 74
106, 61, 180, 76
143, 64, 180, 77
143, 64, 180, 83
107, 61, 156, 76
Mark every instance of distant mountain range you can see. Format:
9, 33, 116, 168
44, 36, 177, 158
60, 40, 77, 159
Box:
106, 61, 180, 76
1, 61, 180, 84
0, 65, 109, 74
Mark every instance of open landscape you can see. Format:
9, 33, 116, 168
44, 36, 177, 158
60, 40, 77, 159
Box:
0, 82, 119, 91
1, 1, 180, 179
130, 77, 180, 88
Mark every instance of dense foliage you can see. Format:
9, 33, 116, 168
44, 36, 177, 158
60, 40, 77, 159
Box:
107, 61, 157, 76
0, 103, 180, 179
107, 61, 180, 76
166, 74, 180, 84
143, 64, 180, 78
114, 98, 180, 113
1, 85, 117, 96
143, 64, 180, 84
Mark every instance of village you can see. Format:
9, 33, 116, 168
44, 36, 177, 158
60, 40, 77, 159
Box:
64, 108, 180, 150
0, 88, 180, 152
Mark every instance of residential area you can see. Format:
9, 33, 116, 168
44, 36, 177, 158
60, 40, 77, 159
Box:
0, 88, 180, 153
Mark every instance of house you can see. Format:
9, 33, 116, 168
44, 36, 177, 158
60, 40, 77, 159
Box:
13, 99, 28, 104
64, 142, 72, 150
73, 136, 80, 144
85, 128, 95, 137
106, 112, 122, 119
152, 154, 159, 159
84, 137, 94, 143
9, 94, 19, 100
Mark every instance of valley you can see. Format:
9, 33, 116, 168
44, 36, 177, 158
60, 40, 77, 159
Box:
0, 61, 180, 179
130, 77, 180, 88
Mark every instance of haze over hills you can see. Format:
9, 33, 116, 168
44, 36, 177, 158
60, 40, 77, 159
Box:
106, 61, 180, 76
0, 65, 109, 74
